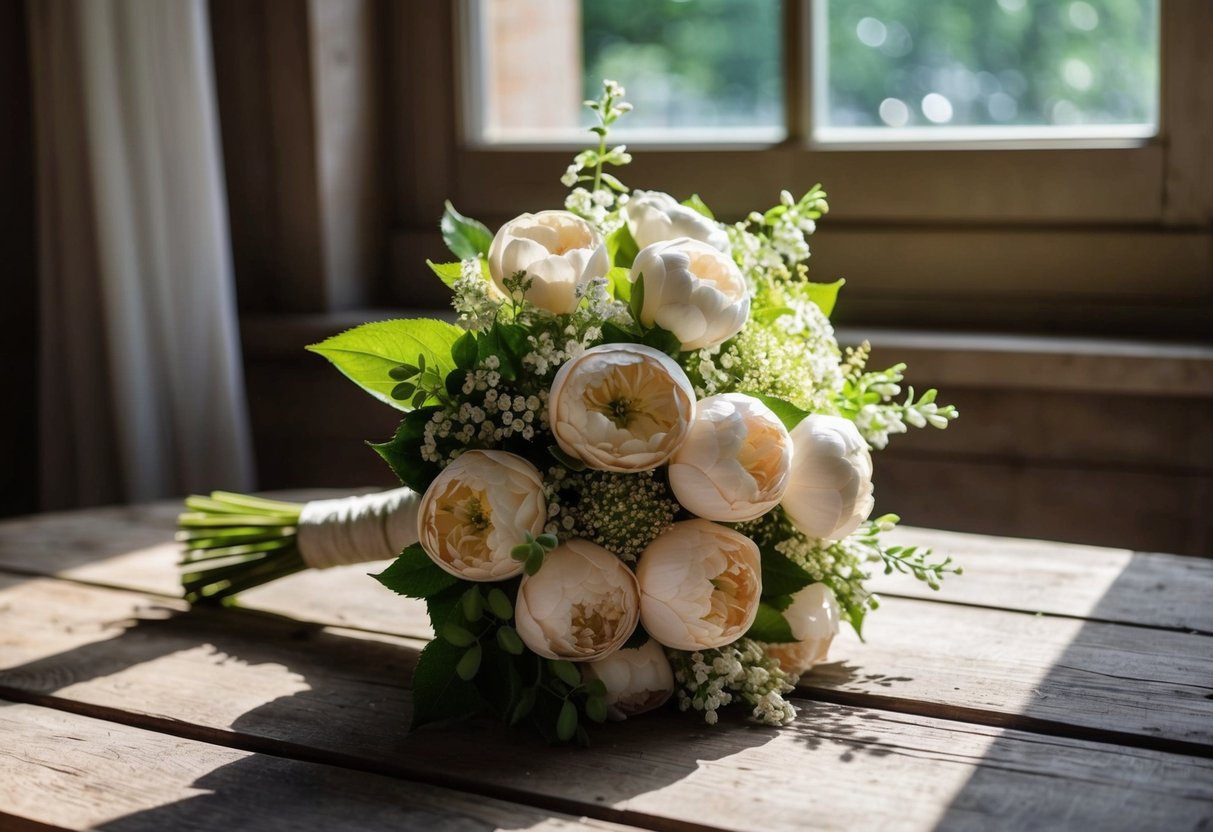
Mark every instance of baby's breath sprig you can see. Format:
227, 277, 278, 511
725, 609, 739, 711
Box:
669, 639, 797, 727
563, 80, 633, 233
833, 362, 959, 450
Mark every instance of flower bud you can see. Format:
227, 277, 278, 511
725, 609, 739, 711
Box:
630, 237, 749, 351
549, 343, 696, 472
669, 393, 792, 522
781, 415, 874, 541
763, 583, 840, 679
583, 639, 674, 719
417, 450, 546, 581
636, 520, 761, 651
487, 210, 609, 314
514, 539, 641, 662
624, 190, 730, 252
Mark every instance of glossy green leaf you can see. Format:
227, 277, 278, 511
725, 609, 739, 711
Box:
307, 318, 462, 411
441, 201, 493, 260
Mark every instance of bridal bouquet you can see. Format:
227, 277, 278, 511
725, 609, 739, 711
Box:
180, 82, 958, 744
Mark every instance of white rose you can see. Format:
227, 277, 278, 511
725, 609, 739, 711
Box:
625, 190, 730, 252
763, 583, 841, 679
549, 342, 695, 472
514, 539, 641, 662
668, 393, 792, 522
417, 450, 546, 581
781, 415, 874, 541
630, 237, 750, 351
487, 210, 609, 314
636, 519, 762, 651
583, 639, 675, 720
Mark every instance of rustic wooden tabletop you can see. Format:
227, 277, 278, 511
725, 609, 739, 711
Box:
1, 495, 1210, 831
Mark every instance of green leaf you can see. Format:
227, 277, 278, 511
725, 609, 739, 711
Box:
752, 393, 810, 432
584, 678, 608, 698
461, 587, 484, 621
440, 201, 493, 260
510, 687, 537, 725
550, 659, 581, 688
487, 587, 514, 620
370, 408, 442, 493
585, 695, 609, 723
372, 543, 458, 600
456, 643, 483, 680
629, 272, 646, 324
745, 601, 797, 643
442, 622, 476, 647
681, 193, 715, 219
496, 625, 525, 655
606, 223, 640, 269
307, 319, 462, 411
411, 638, 484, 729
556, 699, 578, 742
760, 547, 816, 597
805, 278, 845, 319
641, 325, 681, 356
751, 305, 795, 325
547, 445, 587, 472
452, 331, 478, 371
607, 266, 632, 303
426, 259, 464, 290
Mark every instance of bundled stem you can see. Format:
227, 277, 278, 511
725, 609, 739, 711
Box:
178, 491, 307, 603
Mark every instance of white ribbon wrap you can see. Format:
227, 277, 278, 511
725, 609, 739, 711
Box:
297, 488, 420, 569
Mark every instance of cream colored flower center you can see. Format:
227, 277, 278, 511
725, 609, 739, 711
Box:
570, 592, 627, 652
687, 251, 745, 298
433, 482, 494, 568
707, 557, 758, 631
584, 362, 680, 436
737, 419, 787, 492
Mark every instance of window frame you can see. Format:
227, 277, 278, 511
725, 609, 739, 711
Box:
386, 1, 1213, 337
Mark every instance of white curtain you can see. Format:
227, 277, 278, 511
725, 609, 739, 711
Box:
29, 0, 254, 508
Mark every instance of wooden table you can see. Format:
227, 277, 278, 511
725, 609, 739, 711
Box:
1, 497, 1211, 831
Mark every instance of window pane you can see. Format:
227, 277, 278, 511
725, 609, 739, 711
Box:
466, 0, 784, 143
815, 0, 1160, 142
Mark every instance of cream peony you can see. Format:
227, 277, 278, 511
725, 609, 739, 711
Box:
514, 539, 641, 662
782, 415, 875, 541
487, 210, 609, 314
624, 190, 730, 252
630, 237, 749, 351
548, 342, 696, 472
636, 520, 762, 651
763, 583, 841, 679
417, 450, 546, 581
583, 639, 675, 720
668, 393, 792, 522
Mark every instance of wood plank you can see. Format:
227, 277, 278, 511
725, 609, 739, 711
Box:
803, 595, 1213, 751
9, 573, 1210, 752
872, 526, 1213, 633
0, 703, 637, 832
2, 579, 1211, 832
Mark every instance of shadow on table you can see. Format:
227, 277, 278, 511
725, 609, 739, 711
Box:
926, 552, 1213, 830
0, 599, 872, 831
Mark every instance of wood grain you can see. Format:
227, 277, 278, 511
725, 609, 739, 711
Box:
1, 578, 1211, 832
873, 526, 1213, 633
0, 702, 638, 832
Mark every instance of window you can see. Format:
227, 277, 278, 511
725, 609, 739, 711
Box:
387, 2, 1212, 337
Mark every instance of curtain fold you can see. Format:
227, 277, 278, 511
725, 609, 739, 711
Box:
29, 0, 254, 508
